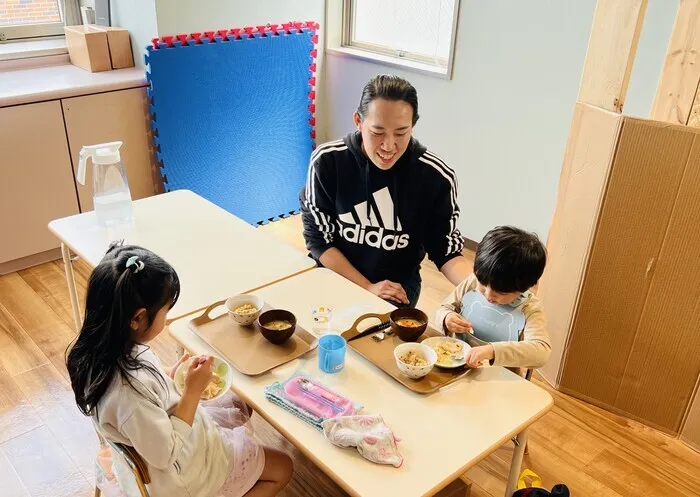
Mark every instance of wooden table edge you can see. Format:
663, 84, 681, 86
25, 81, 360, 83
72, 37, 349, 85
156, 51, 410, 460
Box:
48, 223, 97, 268
48, 221, 317, 323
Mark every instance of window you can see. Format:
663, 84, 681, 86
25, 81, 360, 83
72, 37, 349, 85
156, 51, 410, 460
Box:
342, 0, 460, 77
0, 0, 66, 41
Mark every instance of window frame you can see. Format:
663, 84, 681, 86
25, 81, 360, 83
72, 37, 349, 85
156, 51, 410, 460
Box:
0, 0, 65, 42
338, 0, 461, 79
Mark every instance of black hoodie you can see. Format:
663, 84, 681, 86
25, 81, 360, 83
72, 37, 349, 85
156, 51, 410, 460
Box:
300, 132, 464, 289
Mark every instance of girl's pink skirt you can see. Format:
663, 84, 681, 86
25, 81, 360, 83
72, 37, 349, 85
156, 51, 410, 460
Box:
203, 393, 266, 497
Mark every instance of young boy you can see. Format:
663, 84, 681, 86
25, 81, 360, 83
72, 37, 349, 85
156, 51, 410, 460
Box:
435, 226, 551, 372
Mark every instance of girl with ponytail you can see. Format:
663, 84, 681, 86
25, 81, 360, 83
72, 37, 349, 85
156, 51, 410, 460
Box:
67, 243, 292, 497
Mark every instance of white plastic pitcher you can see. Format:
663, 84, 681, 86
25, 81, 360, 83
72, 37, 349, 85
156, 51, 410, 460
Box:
76, 141, 133, 227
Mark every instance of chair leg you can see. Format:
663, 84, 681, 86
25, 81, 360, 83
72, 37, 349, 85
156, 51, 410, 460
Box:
524, 440, 530, 455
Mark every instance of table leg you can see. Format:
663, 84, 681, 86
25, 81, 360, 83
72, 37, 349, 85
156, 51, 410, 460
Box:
505, 427, 529, 497
61, 243, 82, 332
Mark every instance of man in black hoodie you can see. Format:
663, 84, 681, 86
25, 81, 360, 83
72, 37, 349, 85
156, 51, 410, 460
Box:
300, 75, 471, 306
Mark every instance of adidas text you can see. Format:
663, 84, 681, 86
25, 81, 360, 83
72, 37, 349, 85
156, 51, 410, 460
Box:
338, 222, 409, 250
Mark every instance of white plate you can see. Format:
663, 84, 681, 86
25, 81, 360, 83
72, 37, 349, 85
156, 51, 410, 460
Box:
422, 336, 471, 369
173, 355, 233, 402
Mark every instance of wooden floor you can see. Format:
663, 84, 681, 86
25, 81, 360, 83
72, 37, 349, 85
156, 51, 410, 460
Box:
0, 215, 699, 497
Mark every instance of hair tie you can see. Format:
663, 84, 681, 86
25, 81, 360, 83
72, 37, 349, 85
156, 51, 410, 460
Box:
125, 255, 145, 274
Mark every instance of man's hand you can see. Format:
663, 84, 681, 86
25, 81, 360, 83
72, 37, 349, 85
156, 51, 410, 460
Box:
366, 280, 409, 304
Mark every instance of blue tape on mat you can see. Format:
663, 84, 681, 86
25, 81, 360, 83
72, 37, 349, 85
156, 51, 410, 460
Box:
145, 28, 316, 225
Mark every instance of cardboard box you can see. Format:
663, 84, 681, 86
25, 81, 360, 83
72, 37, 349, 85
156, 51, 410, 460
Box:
538, 102, 700, 434
64, 25, 111, 73
94, 26, 134, 69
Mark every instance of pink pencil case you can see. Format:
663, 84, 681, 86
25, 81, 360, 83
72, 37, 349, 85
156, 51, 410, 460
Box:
282, 375, 356, 419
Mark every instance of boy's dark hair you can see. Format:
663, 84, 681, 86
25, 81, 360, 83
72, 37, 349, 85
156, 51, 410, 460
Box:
474, 226, 546, 294
66, 242, 180, 417
357, 74, 420, 126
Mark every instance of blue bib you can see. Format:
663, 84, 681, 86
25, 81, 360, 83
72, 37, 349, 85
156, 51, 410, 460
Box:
459, 291, 526, 343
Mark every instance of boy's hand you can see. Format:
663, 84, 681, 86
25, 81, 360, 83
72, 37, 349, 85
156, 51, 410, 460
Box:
184, 356, 214, 395
444, 312, 473, 334
166, 353, 190, 379
466, 345, 495, 368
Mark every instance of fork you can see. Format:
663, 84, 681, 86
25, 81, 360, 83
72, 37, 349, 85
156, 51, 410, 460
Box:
371, 329, 395, 342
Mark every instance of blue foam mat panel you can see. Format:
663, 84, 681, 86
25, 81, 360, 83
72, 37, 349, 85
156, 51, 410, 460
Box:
145, 29, 316, 225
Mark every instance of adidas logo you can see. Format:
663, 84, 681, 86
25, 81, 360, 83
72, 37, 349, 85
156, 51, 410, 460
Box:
337, 187, 410, 251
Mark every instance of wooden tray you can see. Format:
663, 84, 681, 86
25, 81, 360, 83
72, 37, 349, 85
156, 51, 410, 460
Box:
341, 312, 470, 394
189, 300, 318, 376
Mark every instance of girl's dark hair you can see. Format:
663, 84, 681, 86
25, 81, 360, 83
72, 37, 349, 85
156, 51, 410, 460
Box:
356, 74, 420, 126
66, 242, 180, 416
474, 226, 547, 294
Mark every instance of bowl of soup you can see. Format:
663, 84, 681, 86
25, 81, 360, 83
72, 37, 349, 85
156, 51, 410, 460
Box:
389, 308, 428, 342
258, 309, 297, 345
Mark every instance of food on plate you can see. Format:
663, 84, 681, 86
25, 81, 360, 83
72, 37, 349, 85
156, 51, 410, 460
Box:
201, 372, 226, 400
265, 319, 293, 331
395, 318, 424, 328
399, 350, 429, 367
176, 362, 228, 400
434, 340, 465, 364
234, 303, 258, 315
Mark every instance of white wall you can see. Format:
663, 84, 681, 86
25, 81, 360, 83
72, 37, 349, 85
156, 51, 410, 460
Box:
110, 0, 158, 68
322, 0, 676, 243
154, 0, 323, 36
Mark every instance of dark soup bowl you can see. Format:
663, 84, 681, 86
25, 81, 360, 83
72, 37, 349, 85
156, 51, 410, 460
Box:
390, 308, 428, 342
258, 309, 297, 345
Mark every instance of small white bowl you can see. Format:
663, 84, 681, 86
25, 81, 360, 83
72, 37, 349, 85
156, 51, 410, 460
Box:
394, 343, 437, 379
225, 294, 264, 326
173, 355, 233, 402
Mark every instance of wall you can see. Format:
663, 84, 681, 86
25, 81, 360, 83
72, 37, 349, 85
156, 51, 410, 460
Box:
154, 0, 323, 36
322, 0, 676, 242
110, 0, 157, 68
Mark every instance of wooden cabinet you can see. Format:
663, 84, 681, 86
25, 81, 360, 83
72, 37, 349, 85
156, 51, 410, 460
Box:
682, 390, 700, 451
0, 86, 158, 274
539, 103, 700, 435
62, 88, 160, 212
0, 101, 80, 266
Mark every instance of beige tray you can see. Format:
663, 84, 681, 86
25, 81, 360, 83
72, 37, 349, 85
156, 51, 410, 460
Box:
341, 312, 470, 394
189, 300, 318, 376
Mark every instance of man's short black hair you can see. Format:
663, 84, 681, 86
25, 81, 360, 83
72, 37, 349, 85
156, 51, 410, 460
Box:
473, 226, 546, 294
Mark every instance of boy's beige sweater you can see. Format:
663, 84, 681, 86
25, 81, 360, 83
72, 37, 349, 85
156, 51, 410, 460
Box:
435, 274, 551, 370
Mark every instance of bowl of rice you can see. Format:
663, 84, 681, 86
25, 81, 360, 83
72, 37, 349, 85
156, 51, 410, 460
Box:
225, 294, 264, 326
393, 343, 437, 379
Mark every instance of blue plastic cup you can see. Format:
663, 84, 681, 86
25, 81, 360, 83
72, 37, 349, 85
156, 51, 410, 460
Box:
318, 334, 346, 374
